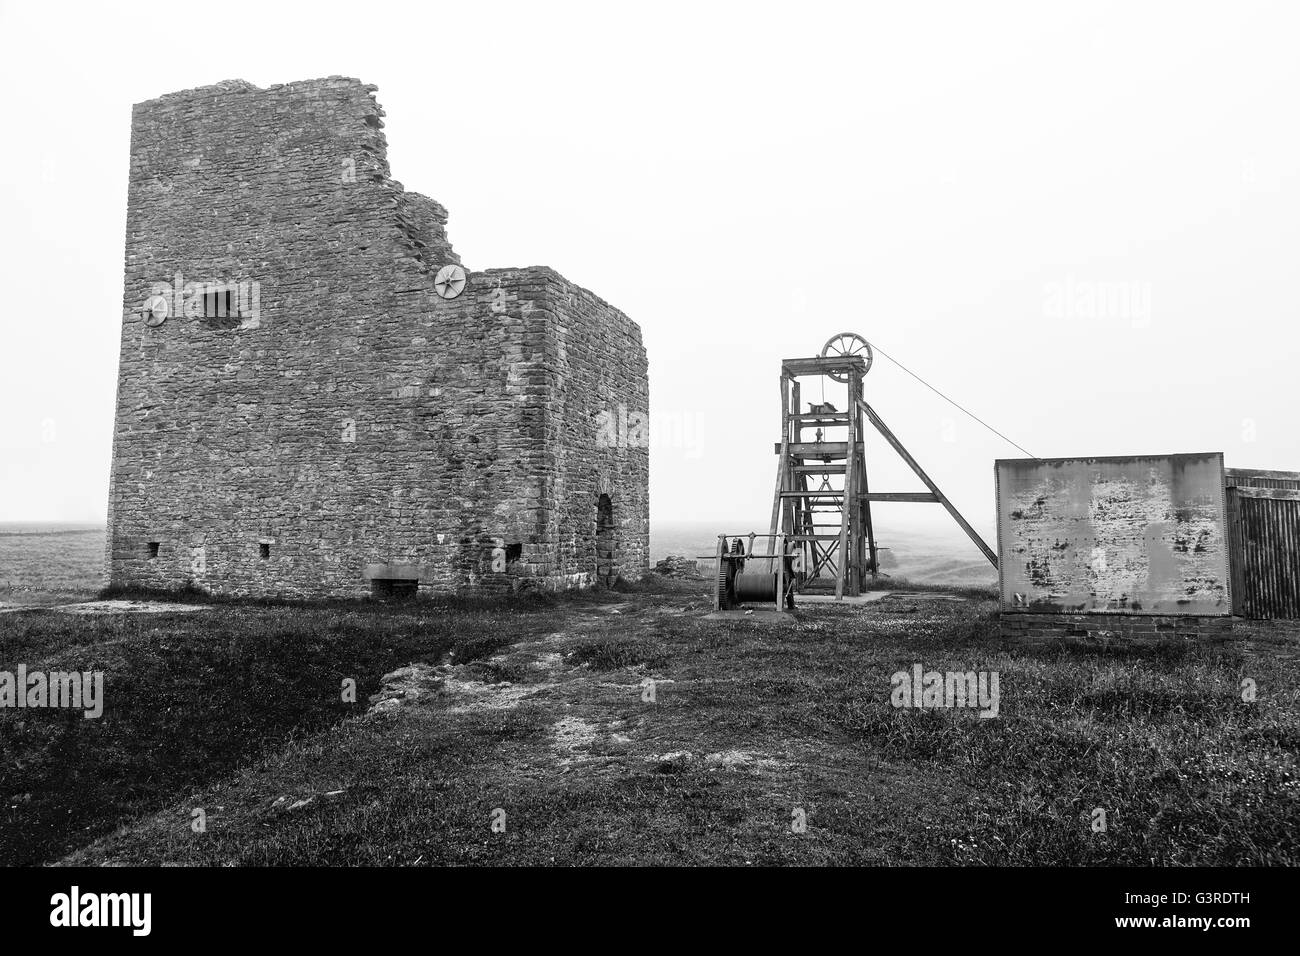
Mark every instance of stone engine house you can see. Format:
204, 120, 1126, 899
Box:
107, 77, 649, 598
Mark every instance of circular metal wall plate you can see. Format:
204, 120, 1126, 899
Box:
434, 264, 467, 299
143, 295, 169, 327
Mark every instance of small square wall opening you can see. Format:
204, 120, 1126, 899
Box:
203, 286, 235, 319
505, 543, 522, 565
259, 542, 271, 560
371, 578, 418, 601
147, 541, 160, 559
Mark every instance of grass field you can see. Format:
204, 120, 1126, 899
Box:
0, 577, 1295, 866
0, 525, 104, 607
1, 526, 1296, 866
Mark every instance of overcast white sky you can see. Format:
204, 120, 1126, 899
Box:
1, 1, 1297, 550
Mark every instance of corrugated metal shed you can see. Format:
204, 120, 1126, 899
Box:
1225, 467, 1300, 490
1225, 468, 1300, 619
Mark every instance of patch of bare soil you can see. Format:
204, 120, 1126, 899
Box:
0, 599, 214, 615
56, 600, 213, 615
368, 663, 556, 714
367, 604, 694, 773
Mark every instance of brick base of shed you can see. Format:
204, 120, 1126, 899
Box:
1000, 612, 1235, 642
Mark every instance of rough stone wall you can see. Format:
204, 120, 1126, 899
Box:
532, 271, 650, 586
1000, 612, 1235, 642
107, 77, 647, 598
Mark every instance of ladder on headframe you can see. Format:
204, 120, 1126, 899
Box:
769, 342, 998, 599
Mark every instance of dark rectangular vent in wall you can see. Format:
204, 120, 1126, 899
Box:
147, 541, 160, 559
203, 287, 235, 318
201, 286, 242, 329
260, 542, 271, 560
371, 578, 418, 601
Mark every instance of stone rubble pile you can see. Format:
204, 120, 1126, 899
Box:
652, 555, 702, 579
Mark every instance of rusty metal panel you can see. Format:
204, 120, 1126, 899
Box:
1225, 467, 1300, 491
996, 453, 1230, 615
1230, 491, 1300, 618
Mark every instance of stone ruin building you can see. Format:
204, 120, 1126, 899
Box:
106, 77, 649, 598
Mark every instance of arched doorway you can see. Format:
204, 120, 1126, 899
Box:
596, 494, 615, 585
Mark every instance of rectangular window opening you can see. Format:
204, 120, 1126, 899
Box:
147, 541, 160, 559
259, 542, 271, 560
505, 543, 523, 565
204, 287, 236, 318
202, 285, 242, 327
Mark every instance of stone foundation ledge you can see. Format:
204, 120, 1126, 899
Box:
1000, 611, 1236, 642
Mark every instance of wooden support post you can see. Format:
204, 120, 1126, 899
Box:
770, 374, 790, 543
837, 370, 858, 598
775, 533, 785, 611
855, 373, 873, 585
789, 380, 801, 544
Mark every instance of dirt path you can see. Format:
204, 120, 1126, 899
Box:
367, 599, 771, 773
